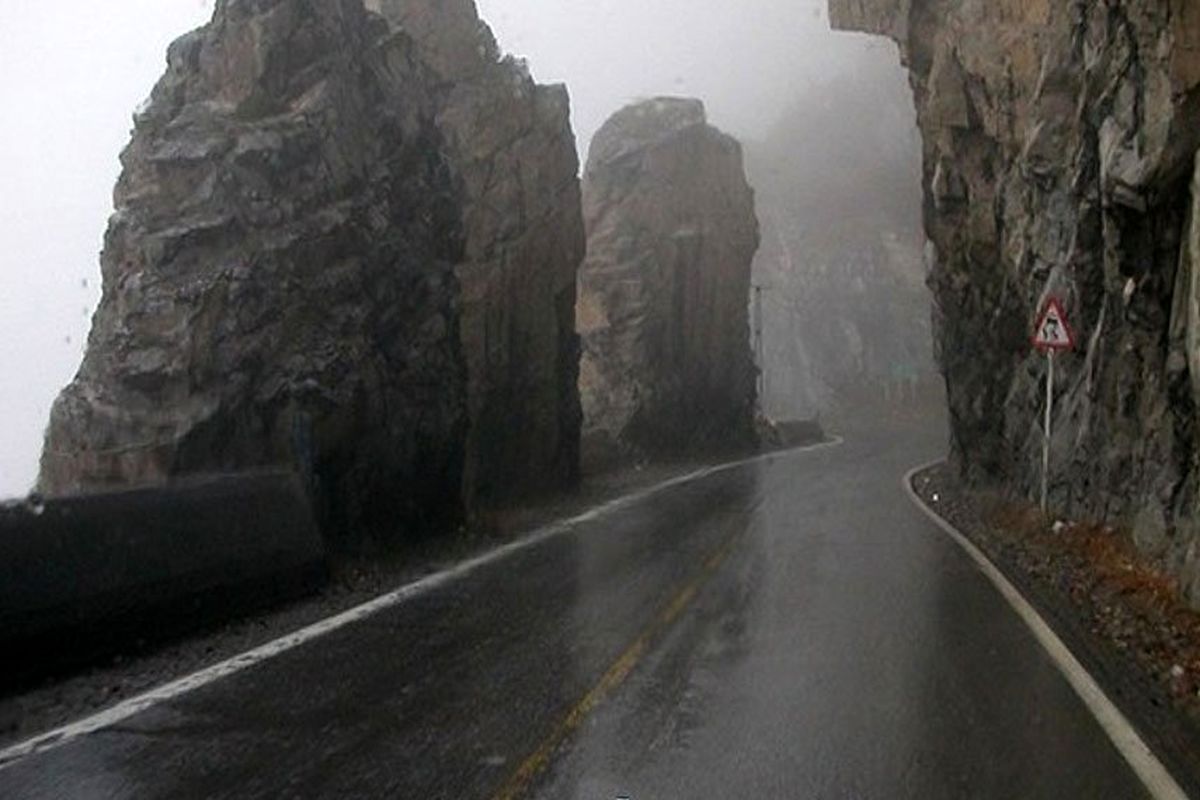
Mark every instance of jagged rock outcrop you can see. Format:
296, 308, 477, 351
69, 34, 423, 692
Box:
40, 0, 586, 540
366, 0, 585, 508
578, 99, 758, 462
39, 0, 468, 541
830, 0, 1200, 602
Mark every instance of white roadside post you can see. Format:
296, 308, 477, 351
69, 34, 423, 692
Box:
1032, 297, 1076, 514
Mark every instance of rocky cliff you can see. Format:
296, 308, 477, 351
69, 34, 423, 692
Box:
578, 99, 759, 462
366, 0, 585, 507
830, 0, 1200, 602
40, 0, 468, 542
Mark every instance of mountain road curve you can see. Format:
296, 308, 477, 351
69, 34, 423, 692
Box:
0, 417, 1168, 799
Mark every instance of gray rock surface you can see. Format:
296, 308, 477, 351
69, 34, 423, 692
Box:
41, 0, 586, 541
578, 99, 759, 463
367, 0, 585, 509
831, 0, 1200, 604
40, 0, 468, 542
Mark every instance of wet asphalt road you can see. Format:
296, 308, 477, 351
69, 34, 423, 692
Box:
0, 420, 1155, 799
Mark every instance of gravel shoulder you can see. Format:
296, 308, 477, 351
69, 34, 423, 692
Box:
0, 436, 823, 751
912, 463, 1200, 795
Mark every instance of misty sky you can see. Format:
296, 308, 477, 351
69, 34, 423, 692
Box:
0, 0, 894, 498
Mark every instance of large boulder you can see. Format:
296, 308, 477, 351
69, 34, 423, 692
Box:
578, 98, 759, 462
39, 0, 468, 542
830, 0, 1200, 603
366, 0, 585, 508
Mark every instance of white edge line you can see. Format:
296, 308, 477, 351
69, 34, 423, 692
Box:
0, 435, 844, 772
903, 461, 1191, 800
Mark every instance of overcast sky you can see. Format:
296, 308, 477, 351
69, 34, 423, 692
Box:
0, 0, 895, 498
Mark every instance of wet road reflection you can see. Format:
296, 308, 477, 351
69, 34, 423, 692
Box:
0, 422, 1152, 799
1, 453, 762, 798
531, 426, 1151, 799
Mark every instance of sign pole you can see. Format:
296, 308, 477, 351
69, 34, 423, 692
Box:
1032, 296, 1073, 515
1041, 349, 1053, 514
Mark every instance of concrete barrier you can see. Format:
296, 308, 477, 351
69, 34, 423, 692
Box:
0, 471, 327, 686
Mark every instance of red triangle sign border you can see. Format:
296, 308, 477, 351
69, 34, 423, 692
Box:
1032, 297, 1076, 352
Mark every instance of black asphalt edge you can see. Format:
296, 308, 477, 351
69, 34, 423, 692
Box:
905, 461, 1198, 800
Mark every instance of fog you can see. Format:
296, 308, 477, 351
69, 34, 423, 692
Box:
476, 0, 885, 148
0, 1, 215, 499
0, 0, 903, 498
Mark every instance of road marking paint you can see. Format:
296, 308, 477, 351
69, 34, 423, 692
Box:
903, 463, 1191, 800
491, 533, 742, 800
659, 585, 698, 627
0, 436, 842, 773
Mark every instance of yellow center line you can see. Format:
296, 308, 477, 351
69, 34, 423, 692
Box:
490, 533, 743, 800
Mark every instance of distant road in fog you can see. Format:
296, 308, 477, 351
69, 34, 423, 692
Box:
0, 418, 1160, 799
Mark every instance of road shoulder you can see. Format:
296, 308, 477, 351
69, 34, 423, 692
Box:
906, 462, 1199, 800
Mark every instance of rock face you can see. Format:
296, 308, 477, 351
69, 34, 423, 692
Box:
41, 0, 585, 540
578, 99, 759, 462
40, 0, 469, 542
366, 0, 584, 507
746, 51, 934, 421
830, 0, 1200, 602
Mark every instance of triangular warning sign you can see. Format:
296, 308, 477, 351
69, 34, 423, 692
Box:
1032, 298, 1075, 352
